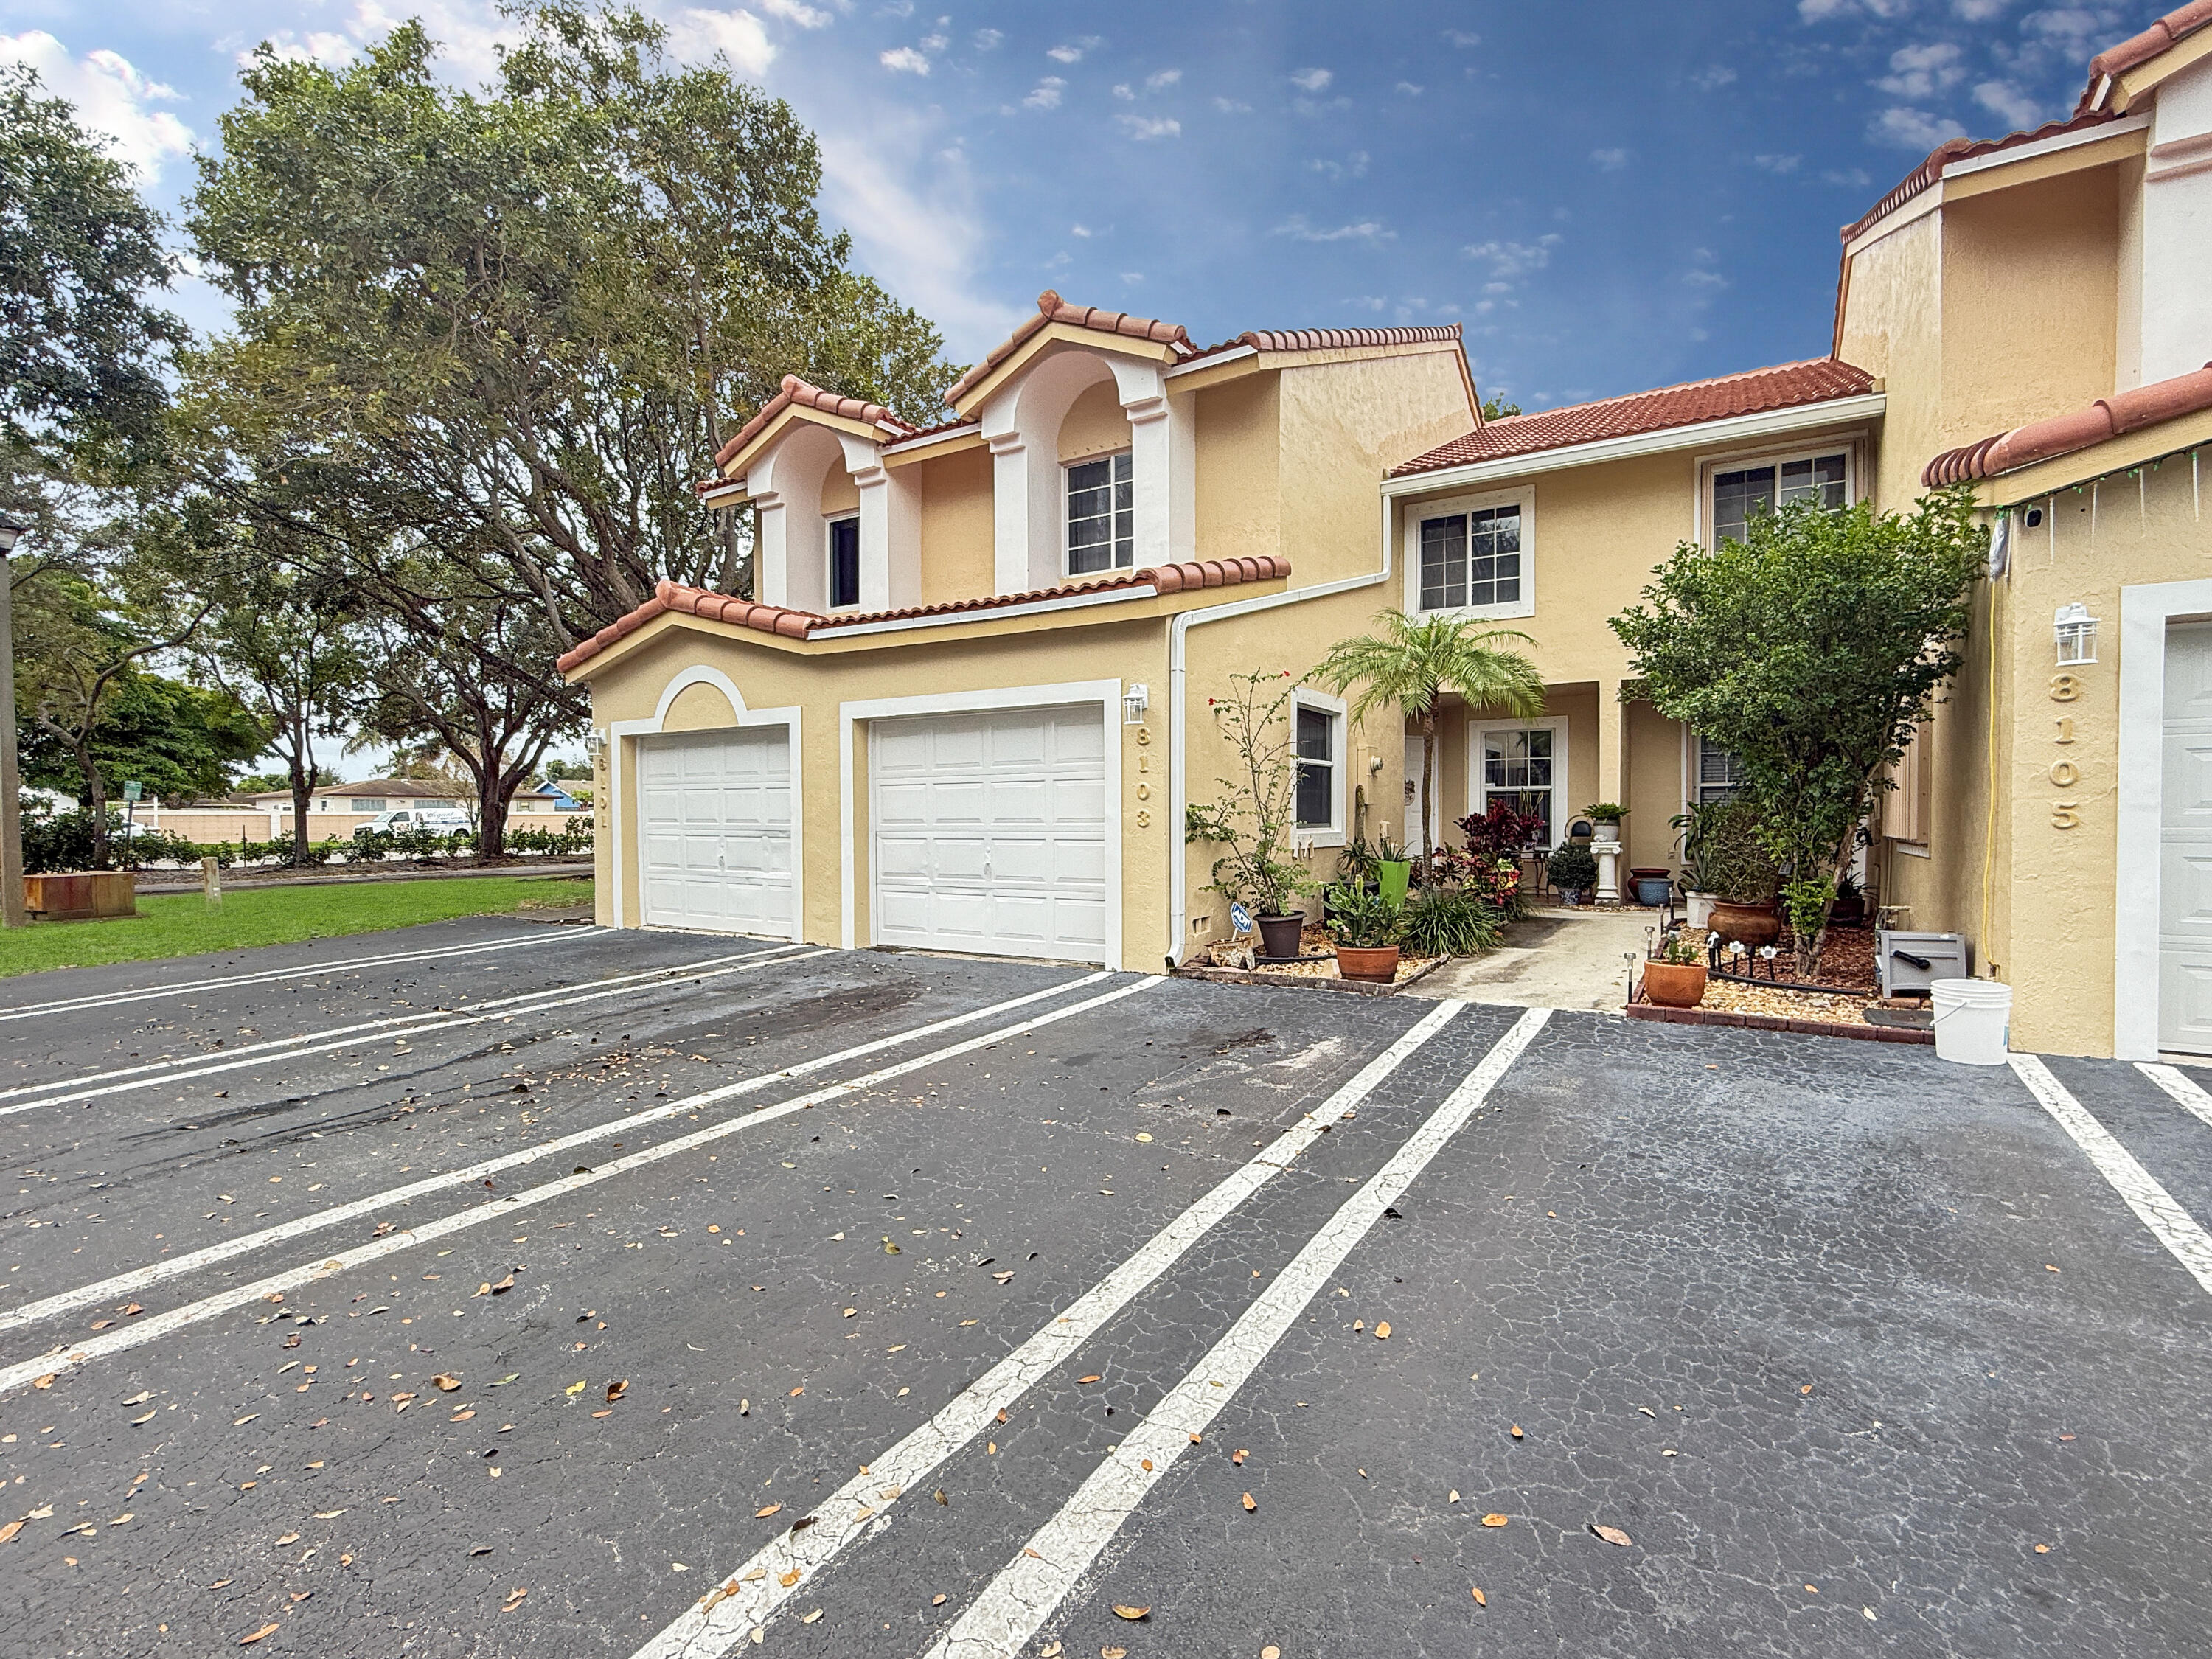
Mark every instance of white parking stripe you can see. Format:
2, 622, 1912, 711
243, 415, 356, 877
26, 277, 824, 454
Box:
2011, 1054, 2212, 1298
0, 946, 825, 1119
0, 925, 602, 1023
629, 998, 1474, 1659
0, 975, 1156, 1399
926, 1006, 1548, 1659
0, 970, 1110, 1340
2137, 1062, 2212, 1132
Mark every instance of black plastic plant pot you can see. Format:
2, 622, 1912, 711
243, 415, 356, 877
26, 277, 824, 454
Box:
1256, 913, 1306, 961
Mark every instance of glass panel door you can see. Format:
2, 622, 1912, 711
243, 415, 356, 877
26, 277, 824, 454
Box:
1479, 726, 1557, 847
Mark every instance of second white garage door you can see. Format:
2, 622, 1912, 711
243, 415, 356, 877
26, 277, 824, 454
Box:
637, 727, 795, 938
871, 705, 1108, 963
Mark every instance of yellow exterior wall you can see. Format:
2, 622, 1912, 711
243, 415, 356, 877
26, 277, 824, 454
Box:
818, 467, 858, 518
1193, 375, 1282, 569
1060, 379, 1133, 461
1839, 210, 1944, 510
918, 447, 995, 606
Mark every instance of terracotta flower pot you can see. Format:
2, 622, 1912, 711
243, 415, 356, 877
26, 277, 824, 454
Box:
1708, 900, 1780, 948
1641, 960, 1708, 1009
1256, 913, 1307, 961
1335, 945, 1402, 984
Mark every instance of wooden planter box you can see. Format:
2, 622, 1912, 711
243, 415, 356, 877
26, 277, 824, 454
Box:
24, 871, 139, 922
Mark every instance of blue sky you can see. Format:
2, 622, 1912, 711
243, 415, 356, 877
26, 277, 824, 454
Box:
1, 0, 2171, 414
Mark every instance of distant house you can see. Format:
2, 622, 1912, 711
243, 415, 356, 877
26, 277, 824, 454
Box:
232, 776, 588, 837
533, 780, 589, 811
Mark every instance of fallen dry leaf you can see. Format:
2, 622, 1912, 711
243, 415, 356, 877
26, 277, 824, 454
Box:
1241, 1492, 1256, 1512
121, 1391, 151, 1405
564, 1380, 587, 1397
1077, 1374, 1102, 1385
1471, 1586, 1487, 1607
933, 1490, 947, 1506
1111, 1605, 1150, 1621
788, 1385, 804, 1397
778, 1568, 800, 1588
1481, 1513, 1509, 1528
1352, 1320, 1364, 1333
933, 1594, 947, 1607
1103, 1647, 1127, 1659
1375, 1321, 1391, 1340
275, 1532, 301, 1545
1509, 1425, 1524, 1439
1232, 1449, 1247, 1465
755, 1504, 782, 1519
238, 1624, 280, 1646
433, 1374, 461, 1392
1590, 1524, 1634, 1548
0, 1521, 21, 1545
1448, 1489, 1461, 1504
501, 1587, 529, 1611
605, 1380, 628, 1403
800, 1610, 823, 1625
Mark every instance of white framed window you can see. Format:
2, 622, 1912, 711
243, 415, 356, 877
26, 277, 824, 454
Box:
349, 799, 385, 813
1292, 688, 1346, 845
827, 515, 860, 610
1708, 445, 1851, 546
1470, 716, 1568, 849
1065, 451, 1134, 575
1694, 735, 1747, 803
1403, 487, 1534, 619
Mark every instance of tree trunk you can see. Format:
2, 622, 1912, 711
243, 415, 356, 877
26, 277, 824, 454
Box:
288, 754, 313, 864
83, 753, 109, 872
1419, 714, 1437, 862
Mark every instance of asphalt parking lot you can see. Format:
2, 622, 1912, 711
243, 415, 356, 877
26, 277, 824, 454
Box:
2, 920, 2209, 1658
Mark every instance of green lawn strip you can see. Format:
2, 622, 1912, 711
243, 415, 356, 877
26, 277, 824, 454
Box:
0, 877, 594, 978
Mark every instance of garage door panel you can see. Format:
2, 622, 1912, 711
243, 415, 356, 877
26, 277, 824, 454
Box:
638, 727, 794, 939
871, 704, 1110, 964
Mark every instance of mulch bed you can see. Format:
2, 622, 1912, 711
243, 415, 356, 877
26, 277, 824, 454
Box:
1178, 925, 1448, 998
1635, 922, 1933, 1045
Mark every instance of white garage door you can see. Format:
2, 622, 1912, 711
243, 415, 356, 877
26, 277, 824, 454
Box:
871, 705, 1107, 963
2161, 622, 2212, 1052
637, 728, 795, 938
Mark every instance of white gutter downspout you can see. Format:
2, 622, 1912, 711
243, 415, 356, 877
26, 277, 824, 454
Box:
1165, 487, 1399, 967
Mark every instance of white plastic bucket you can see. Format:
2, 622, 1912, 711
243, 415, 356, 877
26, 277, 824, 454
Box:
1931, 978, 2011, 1065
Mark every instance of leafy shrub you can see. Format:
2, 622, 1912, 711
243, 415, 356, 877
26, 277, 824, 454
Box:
1322, 880, 1402, 949
1547, 841, 1599, 896
1399, 886, 1504, 957
1458, 799, 1548, 863
1694, 798, 1778, 904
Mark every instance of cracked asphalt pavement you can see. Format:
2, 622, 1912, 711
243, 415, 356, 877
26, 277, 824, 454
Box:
2, 918, 2208, 1657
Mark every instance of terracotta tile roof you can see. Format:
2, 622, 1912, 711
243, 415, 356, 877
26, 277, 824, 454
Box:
709, 374, 916, 469
942, 291, 1194, 408
557, 557, 1291, 673
1388, 358, 1877, 477
1921, 361, 2212, 487
1183, 323, 1464, 362
1839, 110, 2127, 246
2081, 1, 2212, 107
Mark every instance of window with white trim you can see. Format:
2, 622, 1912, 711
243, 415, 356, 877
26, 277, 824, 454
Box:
1475, 724, 1559, 847
827, 515, 860, 610
1694, 735, 1746, 803
1066, 451, 1133, 574
1711, 448, 1848, 545
1419, 501, 1523, 611
1292, 690, 1346, 841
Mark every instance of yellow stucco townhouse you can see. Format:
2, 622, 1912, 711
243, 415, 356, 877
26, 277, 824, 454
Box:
563, 1, 2212, 1061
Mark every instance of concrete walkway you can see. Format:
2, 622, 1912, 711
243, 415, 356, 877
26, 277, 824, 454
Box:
1408, 905, 1657, 1011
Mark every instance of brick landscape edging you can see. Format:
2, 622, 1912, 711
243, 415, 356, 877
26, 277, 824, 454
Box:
1624, 1001, 1935, 1044
1176, 955, 1448, 998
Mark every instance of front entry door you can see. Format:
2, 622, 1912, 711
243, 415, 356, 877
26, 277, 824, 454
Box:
2159, 622, 2212, 1051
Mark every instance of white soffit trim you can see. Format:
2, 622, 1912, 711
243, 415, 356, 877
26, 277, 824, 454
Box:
1381, 393, 1888, 495
698, 481, 748, 507
1164, 345, 1256, 378
1943, 111, 2148, 180
883, 422, 981, 456
808, 584, 1159, 640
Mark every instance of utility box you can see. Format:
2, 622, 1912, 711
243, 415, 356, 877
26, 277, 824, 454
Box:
1878, 928, 1969, 998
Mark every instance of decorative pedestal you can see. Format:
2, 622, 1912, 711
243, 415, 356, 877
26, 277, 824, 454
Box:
1593, 838, 1621, 906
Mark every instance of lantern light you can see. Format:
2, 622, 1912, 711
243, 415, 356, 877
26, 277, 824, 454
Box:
2054, 603, 2098, 666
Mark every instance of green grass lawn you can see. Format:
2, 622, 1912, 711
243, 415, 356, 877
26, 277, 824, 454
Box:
0, 876, 595, 979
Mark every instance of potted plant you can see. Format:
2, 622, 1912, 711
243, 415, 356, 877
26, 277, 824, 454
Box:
1324, 877, 1402, 982
1582, 802, 1627, 844
1372, 830, 1413, 909
1641, 931, 1708, 1008
1672, 801, 1719, 928
1698, 799, 1781, 947
1187, 669, 1320, 961
1547, 841, 1599, 905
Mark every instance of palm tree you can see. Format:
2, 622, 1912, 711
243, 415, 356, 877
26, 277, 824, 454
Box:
1313, 611, 1545, 858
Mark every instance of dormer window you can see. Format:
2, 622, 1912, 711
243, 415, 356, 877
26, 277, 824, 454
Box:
828, 515, 860, 610
1066, 451, 1133, 575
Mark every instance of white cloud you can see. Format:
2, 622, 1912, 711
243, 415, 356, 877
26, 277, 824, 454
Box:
1953, 0, 2012, 18
1753, 152, 1803, 173
918, 31, 947, 51
1871, 105, 1968, 148
1462, 234, 1561, 278
2022, 8, 2113, 48
242, 30, 358, 69
1290, 66, 1333, 92
1213, 96, 1252, 114
1443, 29, 1481, 46
0, 32, 194, 183
1116, 114, 1180, 139
1023, 77, 1065, 110
880, 44, 931, 74
1799, 0, 1914, 17
1683, 268, 1728, 287
667, 8, 776, 74
1273, 215, 1394, 243
759, 0, 832, 27
973, 27, 1002, 49
1877, 41, 1965, 98
1395, 80, 1423, 96
1112, 82, 1135, 100
1310, 150, 1371, 180
1973, 78, 2045, 128
1119, 271, 1143, 283
1347, 295, 1388, 312
1071, 223, 1093, 237
1047, 36, 1102, 64
1146, 68, 1181, 90
1822, 166, 1874, 187
349, 0, 519, 80
1689, 64, 1737, 91
1590, 146, 1630, 170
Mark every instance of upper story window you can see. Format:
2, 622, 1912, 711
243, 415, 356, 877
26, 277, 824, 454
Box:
827, 515, 860, 610
1406, 488, 1532, 619
1067, 451, 1133, 575
1711, 449, 1848, 546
